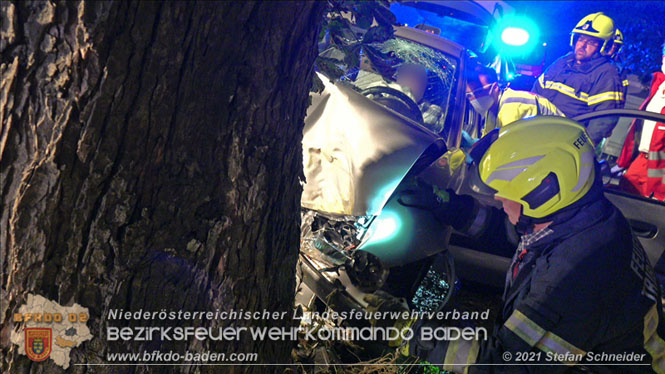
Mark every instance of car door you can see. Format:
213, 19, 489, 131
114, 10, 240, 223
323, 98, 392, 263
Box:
604, 189, 665, 272
448, 109, 665, 290
573, 109, 665, 283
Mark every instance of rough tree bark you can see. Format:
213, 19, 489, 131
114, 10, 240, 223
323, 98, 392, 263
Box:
0, 1, 326, 373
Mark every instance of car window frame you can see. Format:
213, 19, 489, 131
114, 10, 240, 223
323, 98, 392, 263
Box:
392, 27, 466, 150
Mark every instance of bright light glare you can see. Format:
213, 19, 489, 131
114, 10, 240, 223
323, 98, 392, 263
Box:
366, 211, 401, 245
493, 16, 540, 57
501, 27, 530, 46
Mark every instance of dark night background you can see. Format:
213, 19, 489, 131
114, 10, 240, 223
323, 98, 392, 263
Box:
508, 1, 665, 82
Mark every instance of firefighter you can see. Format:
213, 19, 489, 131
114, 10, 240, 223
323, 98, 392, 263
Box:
404, 118, 665, 373
533, 12, 625, 146
603, 28, 630, 123
465, 63, 565, 138
605, 28, 624, 61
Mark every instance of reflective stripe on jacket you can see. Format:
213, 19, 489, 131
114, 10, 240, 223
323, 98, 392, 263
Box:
532, 52, 624, 119
618, 72, 665, 200
409, 197, 665, 373
647, 123, 665, 200
482, 89, 566, 137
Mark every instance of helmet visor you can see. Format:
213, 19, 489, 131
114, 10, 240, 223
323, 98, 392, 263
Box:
469, 128, 499, 164
468, 162, 498, 196
467, 129, 500, 196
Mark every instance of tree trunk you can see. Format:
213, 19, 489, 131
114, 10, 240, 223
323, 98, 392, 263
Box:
0, 1, 325, 373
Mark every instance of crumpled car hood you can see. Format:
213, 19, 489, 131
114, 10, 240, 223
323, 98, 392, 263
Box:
302, 73, 446, 216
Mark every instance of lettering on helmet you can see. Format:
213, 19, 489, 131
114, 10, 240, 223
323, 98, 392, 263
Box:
572, 133, 588, 149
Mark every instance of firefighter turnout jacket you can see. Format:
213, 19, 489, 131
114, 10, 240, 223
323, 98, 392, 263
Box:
533, 52, 625, 144
483, 88, 565, 138
408, 193, 665, 373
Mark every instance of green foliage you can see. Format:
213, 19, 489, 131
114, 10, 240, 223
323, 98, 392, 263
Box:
601, 1, 665, 84
620, 21, 664, 85
419, 361, 441, 374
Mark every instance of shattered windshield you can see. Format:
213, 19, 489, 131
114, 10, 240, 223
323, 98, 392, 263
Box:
333, 37, 458, 135
389, 2, 490, 53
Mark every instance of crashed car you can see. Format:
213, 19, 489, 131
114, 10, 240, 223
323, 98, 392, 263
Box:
296, 2, 665, 329
297, 25, 466, 321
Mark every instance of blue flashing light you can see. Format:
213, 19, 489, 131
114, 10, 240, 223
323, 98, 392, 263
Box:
501, 27, 530, 47
493, 16, 540, 57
